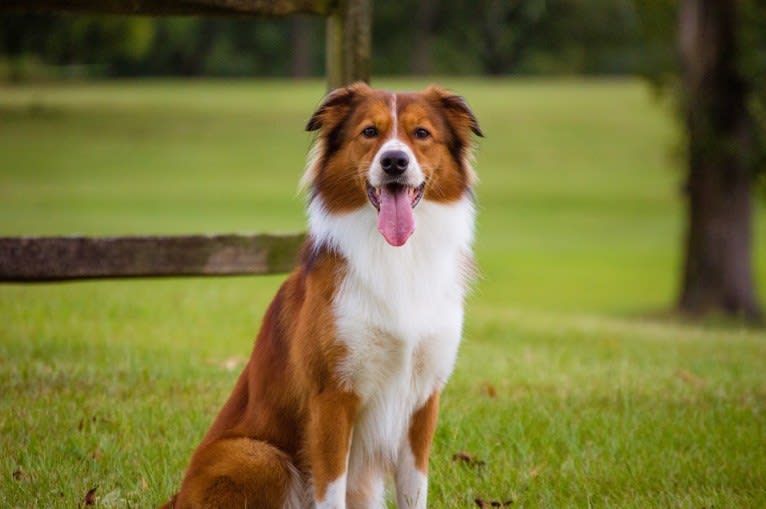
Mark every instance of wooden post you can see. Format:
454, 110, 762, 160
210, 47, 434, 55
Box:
326, 0, 371, 90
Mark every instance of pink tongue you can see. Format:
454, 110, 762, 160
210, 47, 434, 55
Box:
377, 186, 414, 247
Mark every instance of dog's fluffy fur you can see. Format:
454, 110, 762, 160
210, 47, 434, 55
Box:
163, 82, 482, 509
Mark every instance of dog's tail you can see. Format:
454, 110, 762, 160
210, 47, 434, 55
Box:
163, 438, 301, 509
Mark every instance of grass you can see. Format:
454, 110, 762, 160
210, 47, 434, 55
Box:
1, 78, 765, 508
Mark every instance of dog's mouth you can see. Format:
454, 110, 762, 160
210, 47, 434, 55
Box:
366, 181, 425, 247
366, 181, 425, 212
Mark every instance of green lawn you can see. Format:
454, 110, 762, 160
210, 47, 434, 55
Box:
1, 79, 765, 508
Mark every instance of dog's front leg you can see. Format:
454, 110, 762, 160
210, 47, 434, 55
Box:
309, 390, 360, 509
396, 391, 441, 509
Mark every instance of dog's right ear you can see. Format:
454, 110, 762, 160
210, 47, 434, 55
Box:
306, 82, 370, 132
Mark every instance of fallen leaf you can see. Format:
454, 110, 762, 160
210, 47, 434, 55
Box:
78, 418, 84, 431
91, 448, 102, 460
141, 478, 149, 491
529, 463, 545, 479
12, 469, 27, 481
481, 382, 497, 398
84, 487, 97, 506
453, 451, 474, 463
452, 451, 487, 467
208, 356, 248, 371
675, 368, 706, 387
475, 498, 513, 507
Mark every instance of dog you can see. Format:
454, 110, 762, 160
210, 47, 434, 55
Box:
163, 82, 482, 509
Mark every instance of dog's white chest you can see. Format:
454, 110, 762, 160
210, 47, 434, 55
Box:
333, 258, 465, 473
333, 269, 464, 403
308, 197, 475, 470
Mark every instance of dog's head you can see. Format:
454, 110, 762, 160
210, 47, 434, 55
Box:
303, 82, 482, 247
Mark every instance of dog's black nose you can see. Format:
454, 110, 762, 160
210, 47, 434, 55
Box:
380, 150, 409, 176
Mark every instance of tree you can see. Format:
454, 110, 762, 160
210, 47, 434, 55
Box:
478, 0, 546, 75
290, 14, 315, 78
637, 0, 764, 321
676, 0, 763, 319
409, 0, 436, 75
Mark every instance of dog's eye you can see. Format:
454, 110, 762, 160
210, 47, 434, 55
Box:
361, 126, 378, 138
414, 127, 431, 140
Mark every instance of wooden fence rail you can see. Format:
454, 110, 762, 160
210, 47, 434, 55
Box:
0, 0, 333, 15
0, 234, 306, 282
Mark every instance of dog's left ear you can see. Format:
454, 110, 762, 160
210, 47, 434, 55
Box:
425, 86, 483, 138
306, 82, 371, 133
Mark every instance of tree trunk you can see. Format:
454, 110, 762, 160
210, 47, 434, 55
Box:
409, 0, 436, 75
290, 14, 312, 78
677, 0, 762, 319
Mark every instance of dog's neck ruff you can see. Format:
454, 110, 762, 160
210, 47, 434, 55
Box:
307, 195, 475, 294
307, 194, 475, 355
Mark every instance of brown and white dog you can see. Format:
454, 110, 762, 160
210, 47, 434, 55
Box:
163, 82, 482, 509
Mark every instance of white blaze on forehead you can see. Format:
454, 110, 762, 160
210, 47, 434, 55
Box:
369, 93, 424, 188
390, 93, 398, 137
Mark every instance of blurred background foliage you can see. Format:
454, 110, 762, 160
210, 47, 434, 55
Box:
0, 1, 665, 80
2, 1, 763, 97
1, 1, 762, 115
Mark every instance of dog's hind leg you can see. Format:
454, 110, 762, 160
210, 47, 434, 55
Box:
170, 437, 303, 509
